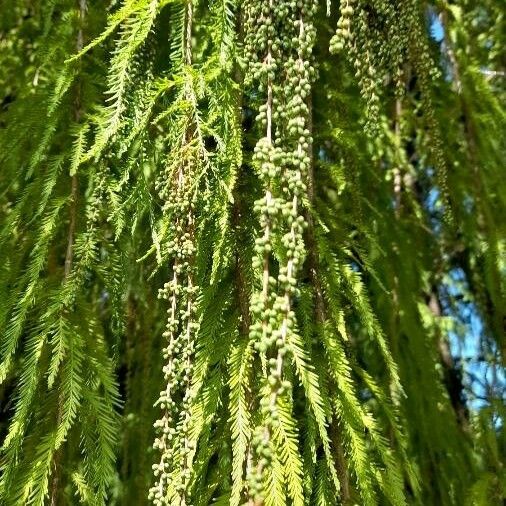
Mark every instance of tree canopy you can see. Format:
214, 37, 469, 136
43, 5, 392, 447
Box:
0, 0, 504, 505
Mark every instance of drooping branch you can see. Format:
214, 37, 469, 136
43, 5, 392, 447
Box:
50, 2, 86, 503
150, 3, 202, 504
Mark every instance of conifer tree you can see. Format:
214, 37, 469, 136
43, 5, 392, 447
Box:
0, 0, 504, 505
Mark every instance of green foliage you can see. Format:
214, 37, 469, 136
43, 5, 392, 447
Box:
0, 0, 504, 505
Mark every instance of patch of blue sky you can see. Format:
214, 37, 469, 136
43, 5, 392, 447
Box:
430, 15, 445, 43
445, 268, 505, 417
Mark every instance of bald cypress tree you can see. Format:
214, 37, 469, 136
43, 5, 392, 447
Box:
0, 1, 504, 504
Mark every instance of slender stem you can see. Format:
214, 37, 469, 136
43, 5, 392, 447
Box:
429, 290, 470, 431
64, 176, 78, 278
305, 96, 350, 503
393, 97, 402, 213
50, 2, 85, 504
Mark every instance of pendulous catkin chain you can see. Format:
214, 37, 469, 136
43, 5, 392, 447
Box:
150, 3, 198, 505
244, 0, 317, 500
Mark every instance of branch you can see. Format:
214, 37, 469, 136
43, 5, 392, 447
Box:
50, 2, 86, 504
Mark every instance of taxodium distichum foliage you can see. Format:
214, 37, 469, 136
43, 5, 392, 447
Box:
0, 1, 504, 505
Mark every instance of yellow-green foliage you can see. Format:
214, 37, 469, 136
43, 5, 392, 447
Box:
0, 1, 504, 505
